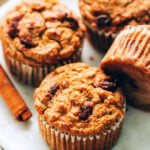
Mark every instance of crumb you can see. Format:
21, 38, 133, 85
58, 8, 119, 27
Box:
89, 56, 94, 61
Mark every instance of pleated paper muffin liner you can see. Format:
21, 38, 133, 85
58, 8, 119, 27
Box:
4, 49, 81, 87
101, 25, 150, 110
84, 21, 116, 52
38, 103, 126, 150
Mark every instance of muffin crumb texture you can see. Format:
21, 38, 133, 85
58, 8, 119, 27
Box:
34, 63, 125, 135
79, 0, 150, 33
1, 0, 85, 66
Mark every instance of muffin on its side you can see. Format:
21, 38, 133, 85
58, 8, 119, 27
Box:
101, 25, 150, 111
34, 63, 126, 150
0, 0, 85, 86
79, 0, 150, 51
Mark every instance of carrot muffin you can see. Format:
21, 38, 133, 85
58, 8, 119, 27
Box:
79, 0, 150, 51
101, 25, 150, 111
34, 63, 126, 150
0, 0, 85, 86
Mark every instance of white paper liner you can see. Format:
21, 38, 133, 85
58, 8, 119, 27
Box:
4, 49, 81, 86
38, 103, 126, 150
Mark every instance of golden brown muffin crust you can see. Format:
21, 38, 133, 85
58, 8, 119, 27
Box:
79, 0, 150, 33
34, 63, 125, 135
0, 0, 85, 66
101, 25, 150, 110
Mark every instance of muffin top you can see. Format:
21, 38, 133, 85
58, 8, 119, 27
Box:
0, 0, 85, 66
34, 63, 125, 135
79, 0, 150, 34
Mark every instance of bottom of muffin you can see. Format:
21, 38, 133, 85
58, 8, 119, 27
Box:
84, 21, 116, 52
4, 50, 81, 87
122, 79, 150, 111
38, 113, 125, 150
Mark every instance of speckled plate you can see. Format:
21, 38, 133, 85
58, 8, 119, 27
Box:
0, 0, 150, 150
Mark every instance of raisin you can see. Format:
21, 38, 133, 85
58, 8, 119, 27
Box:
79, 111, 88, 120
20, 37, 36, 48
79, 102, 93, 120
109, 111, 113, 115
81, 105, 92, 115
117, 19, 131, 27
49, 83, 59, 96
61, 17, 79, 30
96, 14, 111, 27
98, 77, 118, 92
8, 17, 21, 39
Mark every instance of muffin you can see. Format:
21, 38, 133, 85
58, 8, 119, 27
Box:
0, 0, 85, 86
79, 0, 150, 51
101, 25, 150, 111
34, 63, 126, 150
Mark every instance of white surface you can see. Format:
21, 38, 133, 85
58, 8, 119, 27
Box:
0, 0, 150, 150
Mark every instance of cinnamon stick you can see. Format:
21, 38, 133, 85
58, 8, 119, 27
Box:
0, 64, 32, 121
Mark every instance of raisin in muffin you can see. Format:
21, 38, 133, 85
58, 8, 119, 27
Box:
79, 0, 150, 51
0, 0, 85, 86
34, 63, 126, 150
101, 25, 150, 111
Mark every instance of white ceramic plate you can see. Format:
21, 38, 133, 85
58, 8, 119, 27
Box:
0, 0, 150, 150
